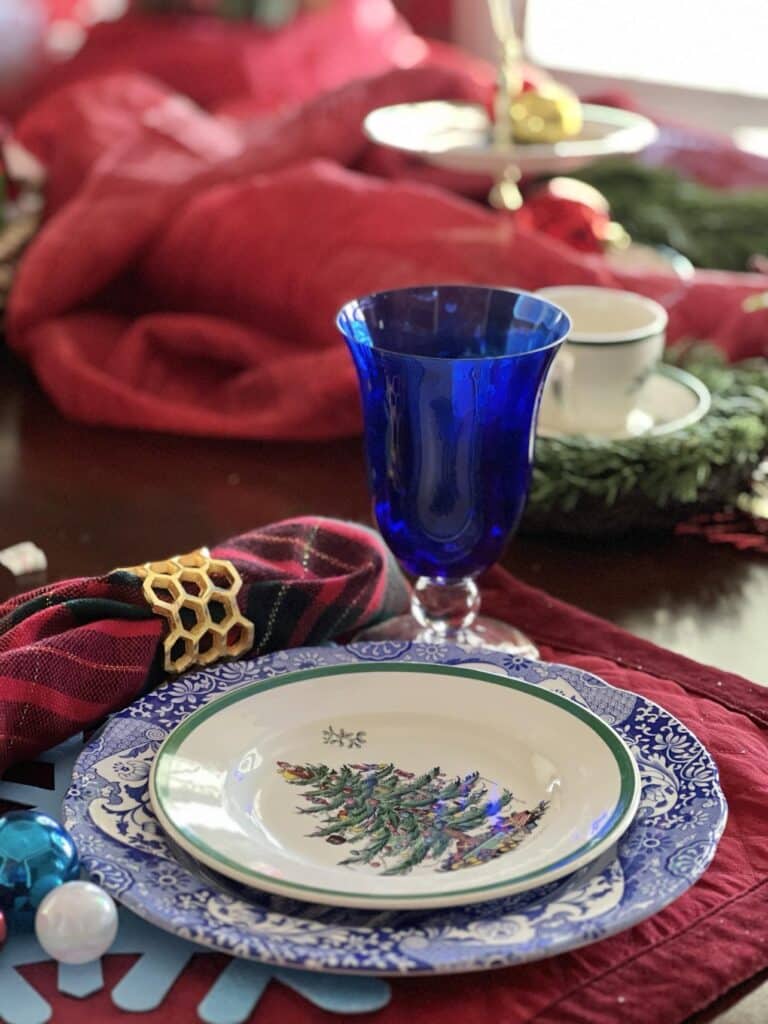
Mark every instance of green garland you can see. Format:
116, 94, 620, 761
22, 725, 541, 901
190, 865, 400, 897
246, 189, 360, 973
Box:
575, 161, 768, 271
525, 348, 768, 536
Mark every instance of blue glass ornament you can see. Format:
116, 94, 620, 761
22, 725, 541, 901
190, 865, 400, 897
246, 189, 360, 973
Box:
337, 284, 570, 654
0, 811, 80, 929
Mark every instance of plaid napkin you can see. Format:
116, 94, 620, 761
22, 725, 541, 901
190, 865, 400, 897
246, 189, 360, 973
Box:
0, 516, 408, 774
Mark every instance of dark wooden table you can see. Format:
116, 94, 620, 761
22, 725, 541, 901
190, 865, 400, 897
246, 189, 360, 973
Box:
2, 346, 766, 684
1, 344, 766, 1021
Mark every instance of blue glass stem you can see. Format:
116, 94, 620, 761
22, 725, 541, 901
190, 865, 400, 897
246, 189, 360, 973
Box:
411, 577, 481, 640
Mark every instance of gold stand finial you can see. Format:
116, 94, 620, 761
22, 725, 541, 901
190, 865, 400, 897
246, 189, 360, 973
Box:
486, 0, 524, 210
488, 0, 523, 149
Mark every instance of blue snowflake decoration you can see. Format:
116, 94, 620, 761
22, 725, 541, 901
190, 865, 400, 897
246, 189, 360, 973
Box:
0, 737, 391, 1024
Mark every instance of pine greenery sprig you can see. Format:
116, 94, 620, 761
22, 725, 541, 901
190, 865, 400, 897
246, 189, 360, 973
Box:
575, 161, 768, 272
526, 346, 768, 535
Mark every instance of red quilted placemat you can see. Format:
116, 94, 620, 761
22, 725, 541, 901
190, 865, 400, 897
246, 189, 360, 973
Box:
7, 566, 768, 1024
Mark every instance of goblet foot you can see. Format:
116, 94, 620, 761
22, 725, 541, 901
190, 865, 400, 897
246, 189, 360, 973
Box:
353, 613, 539, 658
356, 573, 540, 659
356, 576, 538, 657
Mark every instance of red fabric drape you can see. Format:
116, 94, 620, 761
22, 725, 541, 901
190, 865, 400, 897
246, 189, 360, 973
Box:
5, 0, 768, 439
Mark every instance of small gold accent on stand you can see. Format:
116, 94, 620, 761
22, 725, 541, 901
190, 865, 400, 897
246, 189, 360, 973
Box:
489, 166, 524, 211
120, 549, 255, 674
508, 85, 583, 144
488, 0, 522, 148
743, 291, 768, 313
486, 0, 524, 211
484, 3, 586, 210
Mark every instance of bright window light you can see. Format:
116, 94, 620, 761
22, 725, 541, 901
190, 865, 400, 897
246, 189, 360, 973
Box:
525, 0, 767, 97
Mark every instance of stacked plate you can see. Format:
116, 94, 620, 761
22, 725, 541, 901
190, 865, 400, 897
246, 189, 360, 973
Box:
64, 643, 726, 975
362, 101, 658, 179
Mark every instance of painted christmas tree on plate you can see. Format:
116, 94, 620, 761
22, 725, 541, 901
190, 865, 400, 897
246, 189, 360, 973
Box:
277, 756, 549, 876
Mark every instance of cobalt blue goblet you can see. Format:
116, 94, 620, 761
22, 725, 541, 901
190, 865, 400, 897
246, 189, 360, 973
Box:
337, 284, 570, 656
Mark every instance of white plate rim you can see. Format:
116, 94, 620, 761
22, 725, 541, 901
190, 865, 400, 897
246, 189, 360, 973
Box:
149, 662, 641, 910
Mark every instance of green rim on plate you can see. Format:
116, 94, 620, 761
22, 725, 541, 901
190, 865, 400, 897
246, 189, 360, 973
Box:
150, 663, 639, 904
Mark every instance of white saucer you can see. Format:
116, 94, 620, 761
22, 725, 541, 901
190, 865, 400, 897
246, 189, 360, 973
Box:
362, 101, 658, 178
537, 365, 711, 441
149, 662, 640, 910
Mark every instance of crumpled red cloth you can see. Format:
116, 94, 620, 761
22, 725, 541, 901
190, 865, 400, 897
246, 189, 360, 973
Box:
9, 564, 768, 1024
0, 1, 423, 119
0, 515, 408, 774
6, 1, 768, 439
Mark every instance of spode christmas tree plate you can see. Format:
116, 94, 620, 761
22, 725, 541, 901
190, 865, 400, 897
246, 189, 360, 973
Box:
64, 644, 727, 975
148, 664, 640, 909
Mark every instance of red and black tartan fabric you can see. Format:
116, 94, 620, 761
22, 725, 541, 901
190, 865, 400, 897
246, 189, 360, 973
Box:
0, 516, 408, 775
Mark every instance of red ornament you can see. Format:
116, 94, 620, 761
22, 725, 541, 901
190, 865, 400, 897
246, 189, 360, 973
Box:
0, 908, 6, 946
516, 177, 616, 254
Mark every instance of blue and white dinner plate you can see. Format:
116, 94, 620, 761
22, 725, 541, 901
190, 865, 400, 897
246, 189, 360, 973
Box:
64, 643, 727, 975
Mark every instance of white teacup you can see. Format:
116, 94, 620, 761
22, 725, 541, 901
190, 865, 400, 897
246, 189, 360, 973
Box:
536, 286, 668, 434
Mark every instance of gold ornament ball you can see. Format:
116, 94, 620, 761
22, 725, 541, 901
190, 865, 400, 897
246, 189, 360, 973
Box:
510, 84, 583, 144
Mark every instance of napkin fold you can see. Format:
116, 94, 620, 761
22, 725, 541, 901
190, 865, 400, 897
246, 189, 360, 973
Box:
6, 3, 768, 439
0, 516, 408, 774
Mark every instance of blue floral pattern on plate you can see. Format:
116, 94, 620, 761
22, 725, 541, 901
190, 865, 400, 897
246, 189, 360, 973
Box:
63, 644, 727, 975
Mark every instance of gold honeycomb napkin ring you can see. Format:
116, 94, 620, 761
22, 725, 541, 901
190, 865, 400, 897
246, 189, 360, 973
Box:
122, 548, 255, 674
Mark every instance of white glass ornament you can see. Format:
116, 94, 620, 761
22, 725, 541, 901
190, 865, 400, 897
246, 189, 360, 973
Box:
35, 881, 118, 964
